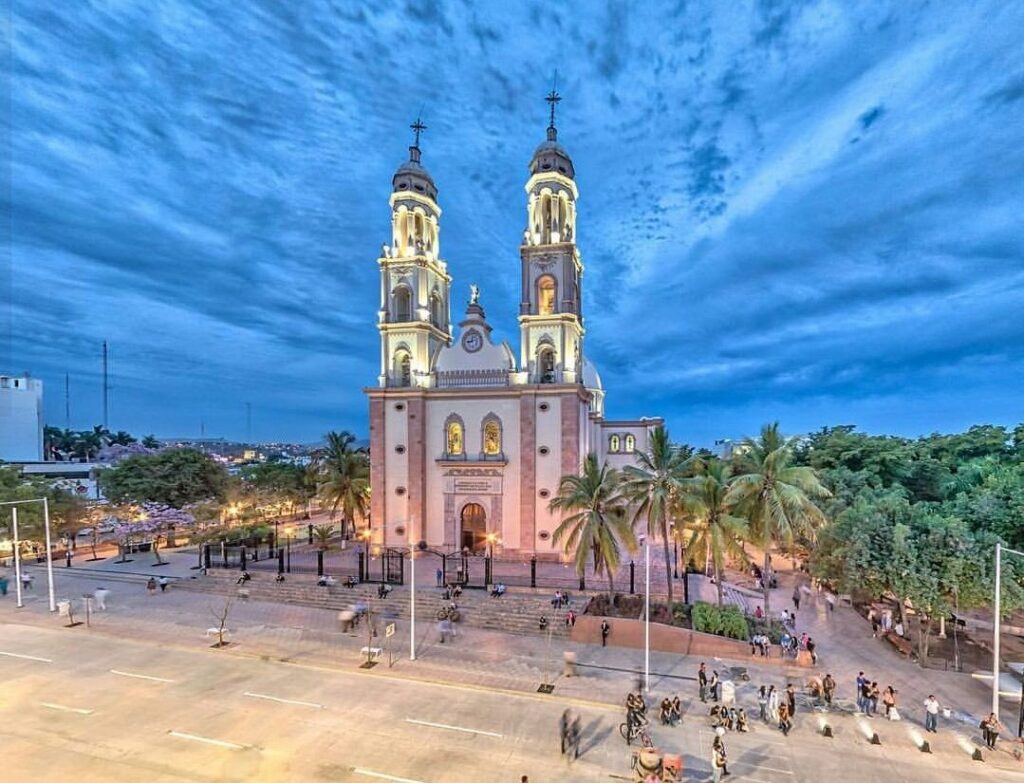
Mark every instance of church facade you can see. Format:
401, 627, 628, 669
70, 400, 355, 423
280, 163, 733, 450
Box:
366, 105, 662, 557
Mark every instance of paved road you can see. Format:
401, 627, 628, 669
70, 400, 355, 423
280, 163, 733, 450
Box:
2, 623, 1022, 783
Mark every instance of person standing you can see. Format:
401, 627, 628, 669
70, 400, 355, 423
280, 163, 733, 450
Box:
768, 685, 780, 723
758, 686, 768, 721
778, 702, 792, 736
786, 684, 796, 716
600, 619, 610, 647
792, 587, 801, 611
146, 577, 157, 595
158, 576, 169, 592
22, 572, 34, 590
709, 670, 720, 702
698, 663, 708, 702
0, 573, 8, 597
868, 682, 880, 716
93, 586, 110, 611
855, 672, 867, 713
923, 695, 940, 733
806, 637, 817, 665
983, 713, 1001, 749
882, 686, 896, 719
822, 673, 835, 708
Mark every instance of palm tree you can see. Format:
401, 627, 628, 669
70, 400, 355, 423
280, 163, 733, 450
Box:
312, 431, 369, 538
726, 423, 830, 614
680, 459, 749, 606
109, 430, 137, 446
622, 426, 691, 605
548, 454, 635, 601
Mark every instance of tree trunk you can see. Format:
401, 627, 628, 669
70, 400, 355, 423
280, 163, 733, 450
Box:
918, 615, 933, 663
662, 512, 674, 606
762, 541, 772, 616
715, 560, 724, 607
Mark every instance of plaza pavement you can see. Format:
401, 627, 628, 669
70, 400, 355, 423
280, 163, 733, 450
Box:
1, 554, 1023, 781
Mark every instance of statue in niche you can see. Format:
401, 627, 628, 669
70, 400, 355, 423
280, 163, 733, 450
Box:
447, 421, 463, 456
469, 284, 480, 305
381, 242, 391, 258
523, 228, 531, 245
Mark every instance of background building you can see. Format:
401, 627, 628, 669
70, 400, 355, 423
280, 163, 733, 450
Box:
0, 374, 44, 462
366, 105, 662, 557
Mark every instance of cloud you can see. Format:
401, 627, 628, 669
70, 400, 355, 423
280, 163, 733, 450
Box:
6, 0, 1024, 444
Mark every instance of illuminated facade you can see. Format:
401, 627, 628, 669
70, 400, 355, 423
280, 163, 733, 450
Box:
366, 104, 662, 556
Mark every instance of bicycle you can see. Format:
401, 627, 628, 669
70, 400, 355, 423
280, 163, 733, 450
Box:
619, 719, 653, 747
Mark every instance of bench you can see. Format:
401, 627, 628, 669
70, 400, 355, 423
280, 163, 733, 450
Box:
360, 646, 383, 660
884, 632, 914, 657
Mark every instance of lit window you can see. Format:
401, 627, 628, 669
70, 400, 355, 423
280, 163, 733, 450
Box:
537, 275, 557, 315
483, 419, 501, 456
446, 420, 464, 456
625, 434, 636, 452
609, 435, 621, 453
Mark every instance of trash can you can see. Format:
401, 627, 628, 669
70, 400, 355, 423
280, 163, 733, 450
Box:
563, 651, 577, 677
721, 680, 736, 706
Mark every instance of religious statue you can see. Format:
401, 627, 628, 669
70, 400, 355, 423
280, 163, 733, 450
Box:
446, 421, 463, 456
469, 284, 480, 305
523, 228, 531, 245
381, 242, 391, 258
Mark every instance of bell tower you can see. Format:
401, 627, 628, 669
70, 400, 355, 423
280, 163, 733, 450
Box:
377, 118, 452, 388
518, 90, 584, 384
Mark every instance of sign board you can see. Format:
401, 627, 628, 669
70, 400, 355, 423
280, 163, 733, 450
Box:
385, 623, 396, 638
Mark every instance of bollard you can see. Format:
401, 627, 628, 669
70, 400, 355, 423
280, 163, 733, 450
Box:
530, 556, 537, 588
317, 549, 324, 577
630, 561, 635, 594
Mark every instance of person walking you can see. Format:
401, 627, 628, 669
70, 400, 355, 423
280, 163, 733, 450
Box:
710, 670, 721, 702
778, 702, 792, 736
923, 695, 940, 733
758, 686, 768, 721
792, 587, 801, 611
983, 713, 1001, 749
711, 737, 726, 783
146, 577, 157, 596
0, 573, 8, 597
93, 586, 110, 611
806, 637, 817, 664
698, 663, 708, 702
786, 684, 796, 716
559, 709, 571, 755
158, 576, 169, 593
822, 673, 835, 708
565, 609, 576, 629
868, 682, 880, 716
21, 572, 33, 590
600, 619, 610, 647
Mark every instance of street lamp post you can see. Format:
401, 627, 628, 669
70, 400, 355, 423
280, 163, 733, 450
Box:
410, 539, 417, 661
641, 533, 651, 693
992, 543, 1024, 722
2, 498, 57, 613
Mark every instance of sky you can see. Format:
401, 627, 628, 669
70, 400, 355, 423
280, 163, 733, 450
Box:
3, 1, 1023, 446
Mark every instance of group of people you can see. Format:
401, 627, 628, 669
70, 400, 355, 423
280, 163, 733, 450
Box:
550, 590, 572, 609
0, 571, 34, 594
754, 684, 797, 735
697, 662, 721, 702
709, 704, 748, 732
146, 576, 170, 594
658, 695, 682, 726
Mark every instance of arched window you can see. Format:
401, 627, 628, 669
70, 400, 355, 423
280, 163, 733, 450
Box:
393, 287, 412, 322
625, 434, 636, 452
430, 292, 443, 329
481, 416, 502, 457
609, 434, 621, 453
394, 350, 411, 387
537, 275, 557, 315
444, 415, 464, 457
538, 348, 556, 383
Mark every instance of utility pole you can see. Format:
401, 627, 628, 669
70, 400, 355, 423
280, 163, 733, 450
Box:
102, 340, 109, 429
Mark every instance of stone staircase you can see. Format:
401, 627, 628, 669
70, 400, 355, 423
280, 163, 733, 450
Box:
173, 572, 579, 638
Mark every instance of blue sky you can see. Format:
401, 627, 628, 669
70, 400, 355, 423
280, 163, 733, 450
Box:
4, 1, 1023, 445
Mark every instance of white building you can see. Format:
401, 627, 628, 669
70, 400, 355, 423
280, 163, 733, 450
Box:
365, 104, 662, 557
0, 374, 44, 462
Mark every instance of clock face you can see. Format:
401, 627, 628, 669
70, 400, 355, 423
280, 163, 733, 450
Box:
462, 330, 483, 352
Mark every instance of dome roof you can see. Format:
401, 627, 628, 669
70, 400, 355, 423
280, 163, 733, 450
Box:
529, 127, 575, 179
392, 146, 438, 201
582, 356, 603, 392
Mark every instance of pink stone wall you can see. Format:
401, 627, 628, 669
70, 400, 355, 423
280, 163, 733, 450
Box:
560, 392, 580, 479
519, 395, 536, 550
369, 397, 385, 542
406, 397, 426, 543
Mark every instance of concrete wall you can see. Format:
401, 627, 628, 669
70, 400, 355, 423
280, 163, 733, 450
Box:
570, 615, 812, 668
0, 376, 43, 462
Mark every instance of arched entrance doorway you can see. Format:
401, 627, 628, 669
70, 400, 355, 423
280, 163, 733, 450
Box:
460, 503, 487, 552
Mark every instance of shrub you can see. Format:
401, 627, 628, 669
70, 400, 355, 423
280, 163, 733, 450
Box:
719, 605, 749, 640
746, 616, 785, 643
691, 602, 722, 635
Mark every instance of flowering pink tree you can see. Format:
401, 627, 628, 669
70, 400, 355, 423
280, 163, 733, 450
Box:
111, 503, 195, 564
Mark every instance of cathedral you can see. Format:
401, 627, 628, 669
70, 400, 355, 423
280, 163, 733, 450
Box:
366, 97, 662, 557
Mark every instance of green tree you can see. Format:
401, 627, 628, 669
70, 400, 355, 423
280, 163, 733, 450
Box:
99, 448, 228, 508
680, 459, 749, 606
727, 423, 830, 614
312, 431, 369, 537
549, 454, 636, 601
623, 426, 690, 605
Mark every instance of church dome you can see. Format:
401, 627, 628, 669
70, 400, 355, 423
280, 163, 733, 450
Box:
393, 145, 438, 201
582, 357, 603, 392
529, 127, 575, 179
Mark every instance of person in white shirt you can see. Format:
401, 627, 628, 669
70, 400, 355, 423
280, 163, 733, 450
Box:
923, 695, 940, 733
93, 586, 110, 610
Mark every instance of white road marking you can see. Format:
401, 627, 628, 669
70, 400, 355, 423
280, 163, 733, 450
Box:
0, 651, 53, 663
41, 702, 93, 715
110, 669, 176, 683
243, 691, 323, 709
352, 769, 429, 783
404, 717, 503, 738
167, 730, 248, 750
734, 762, 794, 774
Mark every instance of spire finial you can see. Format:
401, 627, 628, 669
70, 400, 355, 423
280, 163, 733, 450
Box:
545, 85, 561, 132
410, 116, 427, 149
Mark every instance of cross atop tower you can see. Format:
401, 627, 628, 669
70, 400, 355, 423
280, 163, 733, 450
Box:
545, 89, 561, 130
410, 117, 427, 149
